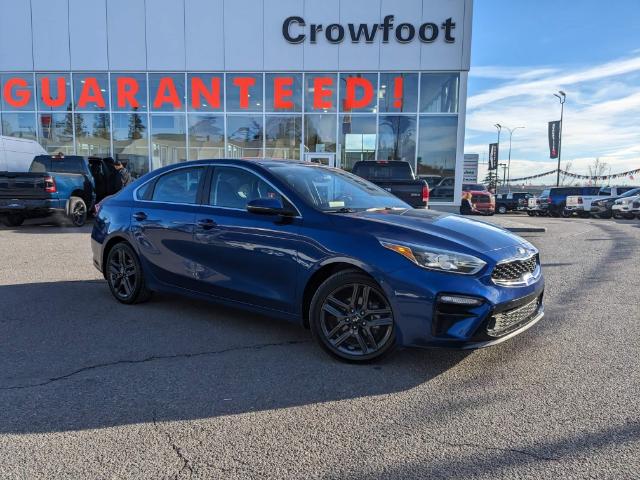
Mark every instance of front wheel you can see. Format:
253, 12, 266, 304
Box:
497, 205, 507, 214
106, 242, 152, 304
309, 271, 396, 362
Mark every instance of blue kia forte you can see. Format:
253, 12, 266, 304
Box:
91, 159, 544, 362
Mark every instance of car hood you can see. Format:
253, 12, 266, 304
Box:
339, 209, 526, 254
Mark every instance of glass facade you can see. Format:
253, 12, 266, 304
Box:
0, 71, 461, 201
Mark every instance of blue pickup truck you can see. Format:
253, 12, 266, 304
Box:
0, 154, 115, 227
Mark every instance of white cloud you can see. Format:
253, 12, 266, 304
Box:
465, 54, 640, 184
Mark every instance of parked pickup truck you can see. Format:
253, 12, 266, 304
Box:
495, 192, 531, 214
566, 185, 639, 218
0, 154, 115, 227
538, 186, 601, 217
352, 160, 429, 208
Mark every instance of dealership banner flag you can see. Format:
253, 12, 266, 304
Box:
489, 143, 499, 170
548, 121, 560, 159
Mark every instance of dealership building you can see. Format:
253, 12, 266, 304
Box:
0, 0, 473, 204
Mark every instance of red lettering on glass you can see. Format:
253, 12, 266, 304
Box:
233, 77, 256, 109
153, 77, 181, 109
40, 77, 67, 108
117, 77, 140, 109
77, 77, 106, 108
3, 78, 30, 108
191, 77, 221, 109
273, 76, 294, 109
313, 77, 334, 110
344, 77, 373, 111
393, 76, 404, 109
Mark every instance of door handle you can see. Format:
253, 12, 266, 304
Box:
196, 218, 218, 230
133, 211, 147, 221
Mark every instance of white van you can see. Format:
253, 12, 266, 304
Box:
0, 136, 47, 172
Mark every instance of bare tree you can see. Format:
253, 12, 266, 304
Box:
559, 161, 573, 185
588, 158, 608, 186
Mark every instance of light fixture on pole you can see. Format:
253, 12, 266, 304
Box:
502, 125, 525, 189
553, 91, 566, 186
493, 124, 502, 192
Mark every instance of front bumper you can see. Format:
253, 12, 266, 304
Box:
381, 258, 545, 349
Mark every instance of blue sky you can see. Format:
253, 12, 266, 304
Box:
466, 0, 640, 184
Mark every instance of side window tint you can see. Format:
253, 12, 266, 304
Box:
209, 167, 283, 209
152, 168, 203, 204
136, 181, 153, 200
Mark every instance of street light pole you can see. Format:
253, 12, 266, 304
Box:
494, 124, 502, 192
498, 163, 507, 188
554, 91, 566, 186
503, 126, 525, 188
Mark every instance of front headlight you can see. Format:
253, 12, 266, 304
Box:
380, 240, 486, 275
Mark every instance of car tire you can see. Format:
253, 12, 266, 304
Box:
2, 214, 25, 227
106, 242, 152, 305
497, 205, 507, 214
309, 270, 396, 363
624, 213, 635, 220
67, 196, 88, 227
527, 211, 535, 217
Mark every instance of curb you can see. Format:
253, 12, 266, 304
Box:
505, 227, 547, 233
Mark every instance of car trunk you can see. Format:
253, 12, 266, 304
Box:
0, 173, 52, 199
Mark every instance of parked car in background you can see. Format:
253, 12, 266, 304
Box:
567, 185, 639, 218
538, 186, 601, 217
527, 196, 542, 216
0, 154, 117, 227
428, 177, 455, 200
631, 197, 640, 218
611, 189, 640, 219
462, 183, 488, 192
495, 192, 531, 214
418, 174, 442, 189
92, 159, 544, 362
0, 135, 47, 172
352, 160, 429, 209
469, 190, 495, 215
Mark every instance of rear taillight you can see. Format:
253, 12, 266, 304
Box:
546, 197, 552, 204
44, 175, 57, 193
578, 197, 583, 204
421, 184, 429, 204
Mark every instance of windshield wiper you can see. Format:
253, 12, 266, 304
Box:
326, 207, 358, 213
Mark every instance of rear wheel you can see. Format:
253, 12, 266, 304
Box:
67, 196, 87, 227
2, 214, 25, 227
527, 211, 535, 217
106, 243, 152, 304
497, 204, 507, 214
309, 271, 396, 362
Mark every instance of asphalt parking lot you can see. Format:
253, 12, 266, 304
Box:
0, 214, 639, 479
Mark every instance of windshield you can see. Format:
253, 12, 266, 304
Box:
266, 164, 410, 212
619, 188, 640, 198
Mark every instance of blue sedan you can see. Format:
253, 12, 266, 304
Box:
91, 159, 544, 362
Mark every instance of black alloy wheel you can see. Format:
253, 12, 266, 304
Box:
310, 271, 396, 362
68, 196, 87, 227
106, 243, 151, 304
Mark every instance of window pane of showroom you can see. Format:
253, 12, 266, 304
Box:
113, 113, 149, 178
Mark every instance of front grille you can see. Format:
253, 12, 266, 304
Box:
492, 254, 539, 284
486, 296, 542, 337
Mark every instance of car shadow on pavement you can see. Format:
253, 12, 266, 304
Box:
0, 280, 470, 434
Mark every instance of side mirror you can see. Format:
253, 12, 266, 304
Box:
246, 198, 296, 217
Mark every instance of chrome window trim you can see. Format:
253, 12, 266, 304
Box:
132, 162, 303, 218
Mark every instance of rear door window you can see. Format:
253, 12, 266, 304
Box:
151, 168, 204, 204
29, 156, 51, 173
50, 157, 85, 174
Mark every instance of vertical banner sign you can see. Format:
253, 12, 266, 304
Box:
548, 121, 560, 159
489, 143, 499, 170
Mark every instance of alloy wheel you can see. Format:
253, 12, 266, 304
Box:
108, 247, 138, 300
72, 202, 87, 226
319, 283, 394, 357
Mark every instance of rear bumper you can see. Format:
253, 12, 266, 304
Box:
0, 198, 65, 218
